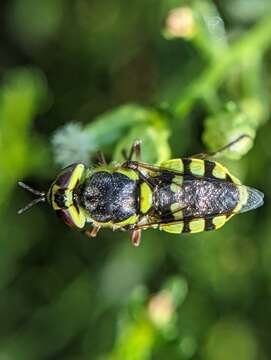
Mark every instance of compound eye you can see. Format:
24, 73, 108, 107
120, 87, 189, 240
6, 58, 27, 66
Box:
56, 206, 86, 229
55, 163, 85, 189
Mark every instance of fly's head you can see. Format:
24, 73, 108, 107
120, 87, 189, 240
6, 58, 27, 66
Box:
19, 163, 87, 229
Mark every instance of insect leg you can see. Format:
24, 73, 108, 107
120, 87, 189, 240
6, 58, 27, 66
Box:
130, 229, 142, 247
122, 140, 142, 161
97, 151, 107, 166
85, 224, 101, 238
192, 134, 252, 159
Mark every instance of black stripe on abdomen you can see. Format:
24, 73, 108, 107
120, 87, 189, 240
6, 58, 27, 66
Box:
204, 160, 216, 179
182, 219, 191, 233
204, 217, 215, 231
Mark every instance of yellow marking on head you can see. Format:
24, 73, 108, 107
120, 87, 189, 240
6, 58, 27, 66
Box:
190, 159, 205, 177
50, 184, 61, 210
50, 185, 74, 211
212, 215, 227, 229
170, 176, 183, 193
160, 222, 184, 234
68, 206, 86, 228
140, 182, 153, 214
160, 159, 184, 172
68, 164, 85, 190
212, 163, 227, 179
65, 191, 73, 207
115, 168, 139, 181
189, 218, 205, 233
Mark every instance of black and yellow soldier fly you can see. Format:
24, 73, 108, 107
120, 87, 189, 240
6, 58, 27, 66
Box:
18, 135, 264, 246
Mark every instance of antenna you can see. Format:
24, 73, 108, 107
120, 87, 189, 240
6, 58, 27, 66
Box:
17, 181, 46, 215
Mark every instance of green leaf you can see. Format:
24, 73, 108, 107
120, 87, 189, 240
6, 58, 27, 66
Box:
84, 104, 152, 147
0, 68, 49, 213
203, 108, 256, 160
52, 104, 171, 166
113, 124, 171, 164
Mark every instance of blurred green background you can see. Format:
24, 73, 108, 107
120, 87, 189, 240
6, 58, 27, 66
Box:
0, 0, 271, 359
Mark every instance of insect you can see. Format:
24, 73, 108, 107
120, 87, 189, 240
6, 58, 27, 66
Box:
18, 135, 264, 246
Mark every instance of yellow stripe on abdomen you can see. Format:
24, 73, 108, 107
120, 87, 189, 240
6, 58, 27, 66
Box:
160, 159, 184, 172
188, 218, 205, 233
160, 222, 184, 234
189, 159, 205, 177
212, 215, 227, 229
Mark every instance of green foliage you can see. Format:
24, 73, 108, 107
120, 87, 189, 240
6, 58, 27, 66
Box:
52, 104, 171, 165
0, 68, 48, 214
0, 0, 271, 359
203, 105, 255, 160
102, 277, 188, 360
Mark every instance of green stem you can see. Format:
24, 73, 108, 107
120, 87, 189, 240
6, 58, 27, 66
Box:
174, 14, 271, 117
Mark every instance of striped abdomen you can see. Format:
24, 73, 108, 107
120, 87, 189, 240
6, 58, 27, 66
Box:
155, 157, 264, 234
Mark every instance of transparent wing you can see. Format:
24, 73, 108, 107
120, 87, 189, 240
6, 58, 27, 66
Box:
239, 186, 264, 213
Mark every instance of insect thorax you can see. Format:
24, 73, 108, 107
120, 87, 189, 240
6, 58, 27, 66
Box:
79, 171, 139, 223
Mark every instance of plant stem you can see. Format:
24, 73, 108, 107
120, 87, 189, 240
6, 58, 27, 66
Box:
174, 14, 271, 117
